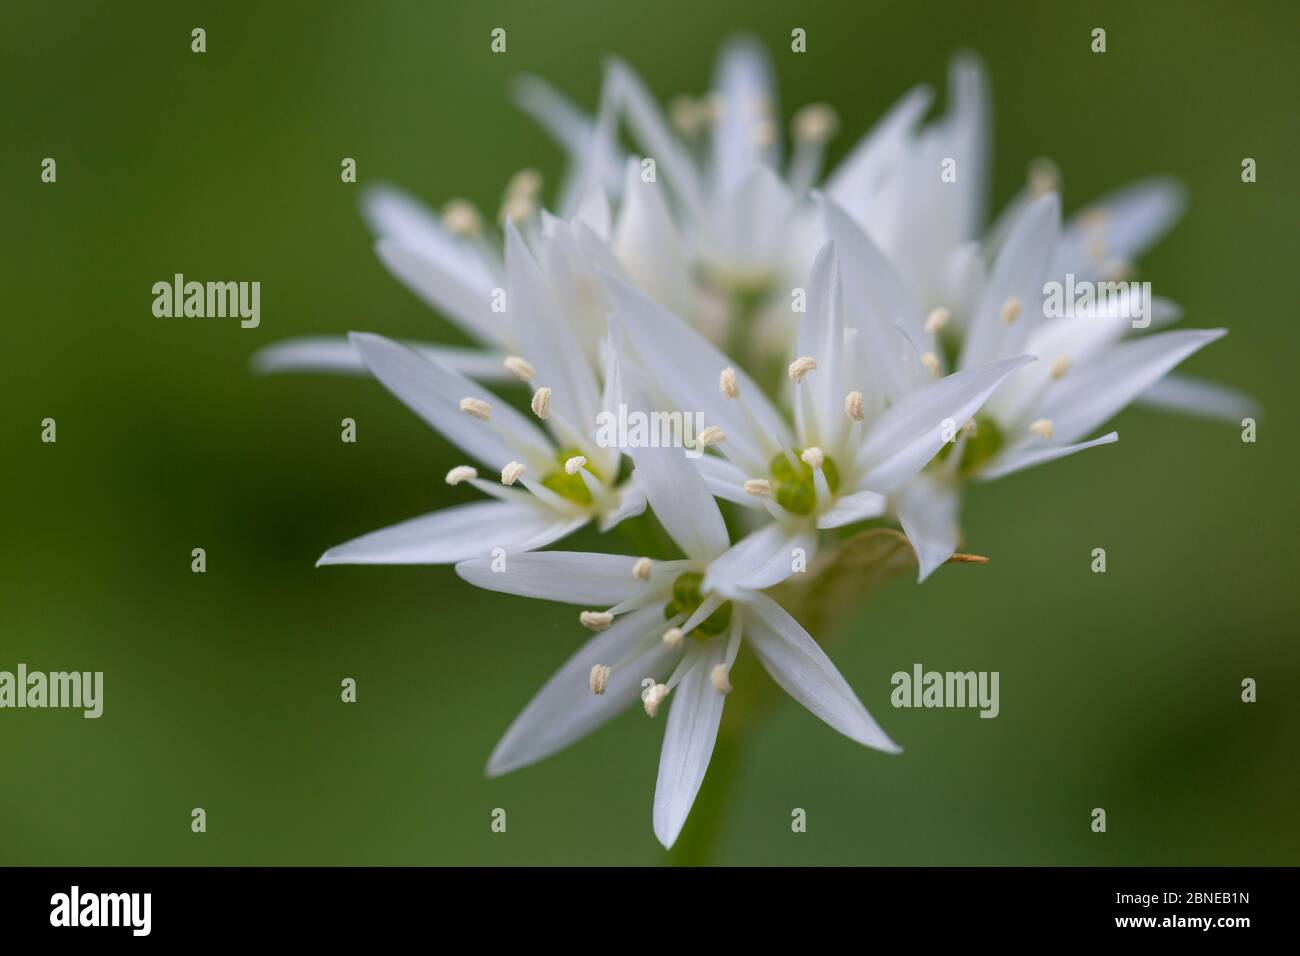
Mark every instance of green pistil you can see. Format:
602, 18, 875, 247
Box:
935, 414, 1004, 476
662, 572, 732, 638
769, 449, 840, 516
540, 447, 602, 505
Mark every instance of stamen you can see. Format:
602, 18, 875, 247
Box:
580, 610, 614, 632
1029, 418, 1055, 440
744, 478, 772, 497
503, 355, 535, 383
459, 397, 492, 421
844, 390, 865, 422
924, 307, 952, 335
788, 356, 817, 382
1080, 207, 1108, 233
710, 664, 732, 695
530, 387, 552, 420
719, 367, 739, 399
445, 465, 478, 485
800, 446, 825, 469
506, 168, 543, 199
632, 557, 653, 581
669, 96, 707, 136
1000, 297, 1022, 325
499, 194, 536, 225
753, 118, 778, 148
662, 627, 684, 649
1027, 157, 1060, 198
962, 419, 978, 437
589, 665, 611, 696
1050, 356, 1071, 379
791, 103, 839, 144
441, 199, 482, 238
697, 425, 725, 447
564, 455, 588, 476
500, 461, 527, 486
642, 683, 668, 717
920, 351, 941, 376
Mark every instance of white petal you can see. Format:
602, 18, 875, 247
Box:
1052, 177, 1186, 280
959, 193, 1060, 369
694, 454, 763, 509
1134, 374, 1259, 424
603, 273, 791, 472
858, 355, 1033, 494
1032, 329, 1226, 445
489, 605, 681, 777
318, 500, 582, 566
816, 489, 888, 529
710, 36, 779, 194
653, 641, 727, 849
978, 432, 1118, 481
504, 221, 602, 432
598, 482, 648, 532
630, 444, 730, 562
251, 336, 512, 382
742, 592, 901, 753
456, 551, 646, 605
703, 521, 818, 595
363, 184, 498, 288
613, 158, 693, 317
825, 85, 933, 217
372, 237, 509, 349
349, 332, 553, 471
795, 241, 845, 445
894, 475, 961, 581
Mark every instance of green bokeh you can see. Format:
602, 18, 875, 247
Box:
2, 0, 1296, 865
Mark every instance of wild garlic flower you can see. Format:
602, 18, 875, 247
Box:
603, 242, 1030, 592
316, 331, 643, 566
456, 441, 899, 848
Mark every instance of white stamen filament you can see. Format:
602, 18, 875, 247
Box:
788, 356, 817, 382
459, 397, 492, 421
500, 461, 527, 486
445, 465, 478, 485
503, 355, 534, 383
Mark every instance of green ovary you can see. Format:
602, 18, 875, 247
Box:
662, 572, 733, 638
935, 414, 1004, 476
540, 447, 602, 505
770, 450, 840, 515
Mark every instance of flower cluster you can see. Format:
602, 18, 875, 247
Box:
255, 39, 1244, 848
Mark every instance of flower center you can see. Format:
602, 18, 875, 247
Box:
935, 414, 1004, 476
769, 449, 840, 515
663, 572, 732, 638
541, 447, 601, 505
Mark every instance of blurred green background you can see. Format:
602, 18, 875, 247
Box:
3, 0, 1296, 865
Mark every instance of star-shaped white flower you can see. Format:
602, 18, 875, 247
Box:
456, 439, 899, 849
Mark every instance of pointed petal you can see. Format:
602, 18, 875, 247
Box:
895, 475, 962, 581
858, 355, 1033, 494
1053, 177, 1186, 280
742, 592, 901, 752
653, 642, 727, 848
613, 158, 693, 317
710, 36, 779, 194
1134, 373, 1259, 424
630, 444, 730, 562
1033, 329, 1226, 445
694, 454, 763, 509
251, 336, 512, 381
456, 551, 647, 605
318, 500, 582, 566
488, 605, 681, 776
978, 432, 1118, 481
796, 241, 845, 444
349, 333, 553, 470
816, 489, 888, 529
703, 521, 818, 595
825, 85, 933, 215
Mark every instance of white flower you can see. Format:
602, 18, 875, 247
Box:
603, 241, 1031, 593
315, 332, 643, 566
826, 191, 1228, 579
455, 441, 899, 848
